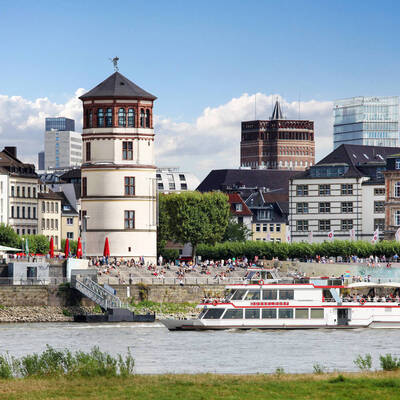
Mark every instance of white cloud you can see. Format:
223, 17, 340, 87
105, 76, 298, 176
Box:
155, 93, 334, 180
0, 90, 333, 180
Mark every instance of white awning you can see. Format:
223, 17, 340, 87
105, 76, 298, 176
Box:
346, 282, 379, 288
0, 245, 22, 252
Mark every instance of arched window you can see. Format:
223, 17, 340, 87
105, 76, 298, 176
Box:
86, 109, 92, 128
97, 109, 104, 127
140, 109, 145, 127
118, 108, 126, 127
145, 110, 151, 128
106, 108, 113, 127
128, 108, 135, 127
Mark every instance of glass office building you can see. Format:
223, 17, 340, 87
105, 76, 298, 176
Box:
333, 96, 399, 148
45, 117, 75, 132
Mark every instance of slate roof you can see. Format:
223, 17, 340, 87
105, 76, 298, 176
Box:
197, 169, 301, 194
294, 144, 400, 180
0, 148, 37, 178
38, 191, 63, 200
80, 72, 157, 100
271, 100, 283, 120
60, 168, 81, 182
59, 192, 79, 216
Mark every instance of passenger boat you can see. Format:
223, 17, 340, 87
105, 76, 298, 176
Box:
160, 267, 400, 331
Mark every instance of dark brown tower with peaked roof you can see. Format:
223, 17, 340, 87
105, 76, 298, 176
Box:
240, 100, 315, 171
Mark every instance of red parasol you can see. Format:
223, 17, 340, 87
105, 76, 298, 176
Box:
103, 237, 110, 257
49, 237, 54, 258
64, 238, 70, 258
76, 237, 83, 258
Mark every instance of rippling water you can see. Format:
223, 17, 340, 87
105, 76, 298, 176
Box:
0, 322, 399, 374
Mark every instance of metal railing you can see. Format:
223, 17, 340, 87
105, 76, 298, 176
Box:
72, 276, 127, 310
98, 276, 248, 286
0, 277, 68, 285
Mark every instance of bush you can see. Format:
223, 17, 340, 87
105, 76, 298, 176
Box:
196, 239, 400, 261
380, 354, 400, 371
0, 345, 135, 378
354, 354, 372, 371
313, 363, 326, 374
159, 248, 179, 262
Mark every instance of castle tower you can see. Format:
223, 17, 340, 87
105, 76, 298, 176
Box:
79, 72, 157, 261
240, 100, 315, 170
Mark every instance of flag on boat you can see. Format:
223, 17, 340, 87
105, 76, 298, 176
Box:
395, 227, 400, 242
328, 230, 334, 241
308, 230, 313, 243
371, 228, 379, 244
286, 226, 291, 243
349, 228, 356, 241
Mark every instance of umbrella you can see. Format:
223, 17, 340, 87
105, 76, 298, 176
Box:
103, 237, 110, 257
76, 237, 83, 259
25, 238, 29, 255
64, 238, 70, 258
49, 237, 54, 258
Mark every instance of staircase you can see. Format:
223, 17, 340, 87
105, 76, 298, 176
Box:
72, 276, 128, 311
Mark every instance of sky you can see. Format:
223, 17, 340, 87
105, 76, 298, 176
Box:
0, 0, 399, 180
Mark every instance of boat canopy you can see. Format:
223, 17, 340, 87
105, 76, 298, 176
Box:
347, 282, 400, 289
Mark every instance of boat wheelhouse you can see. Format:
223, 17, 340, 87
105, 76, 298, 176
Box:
160, 268, 400, 331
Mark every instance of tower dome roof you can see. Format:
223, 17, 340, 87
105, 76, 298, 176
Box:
79, 72, 157, 100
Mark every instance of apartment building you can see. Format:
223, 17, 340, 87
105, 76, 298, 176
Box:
289, 144, 399, 242
38, 191, 62, 249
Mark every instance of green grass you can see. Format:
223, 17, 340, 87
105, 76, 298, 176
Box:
129, 300, 197, 315
2, 372, 400, 399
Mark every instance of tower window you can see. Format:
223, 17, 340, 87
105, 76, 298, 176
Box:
82, 177, 87, 197
124, 177, 135, 195
145, 110, 151, 128
86, 109, 93, 128
128, 108, 135, 127
86, 142, 91, 162
122, 142, 133, 160
97, 109, 104, 127
124, 210, 135, 229
106, 108, 113, 127
118, 108, 126, 127
140, 109, 145, 128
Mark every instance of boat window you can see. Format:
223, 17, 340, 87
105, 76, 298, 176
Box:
295, 308, 309, 319
231, 289, 247, 300
262, 290, 277, 300
202, 309, 225, 319
310, 308, 324, 319
278, 309, 294, 319
262, 309, 277, 319
279, 290, 294, 300
245, 290, 261, 300
328, 279, 342, 286
223, 309, 243, 319
245, 309, 260, 319
225, 289, 236, 301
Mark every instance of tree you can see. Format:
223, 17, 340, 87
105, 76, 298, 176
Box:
0, 224, 20, 248
61, 239, 78, 255
160, 191, 230, 257
22, 235, 50, 254
222, 217, 251, 242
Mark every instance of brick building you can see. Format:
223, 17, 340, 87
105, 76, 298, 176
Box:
240, 101, 315, 171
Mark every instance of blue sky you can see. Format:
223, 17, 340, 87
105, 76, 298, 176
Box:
0, 0, 399, 178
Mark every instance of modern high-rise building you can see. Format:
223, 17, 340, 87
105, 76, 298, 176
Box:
333, 96, 400, 148
240, 101, 315, 171
38, 151, 45, 170
44, 117, 82, 170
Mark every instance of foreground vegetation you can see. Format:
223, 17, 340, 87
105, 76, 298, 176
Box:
0, 346, 134, 379
3, 372, 400, 399
197, 239, 400, 260
129, 300, 197, 315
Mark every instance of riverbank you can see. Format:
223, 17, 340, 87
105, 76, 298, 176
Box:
1, 371, 400, 399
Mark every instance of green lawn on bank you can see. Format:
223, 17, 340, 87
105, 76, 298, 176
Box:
1, 373, 400, 400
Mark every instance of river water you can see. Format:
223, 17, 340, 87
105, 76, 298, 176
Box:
0, 322, 398, 374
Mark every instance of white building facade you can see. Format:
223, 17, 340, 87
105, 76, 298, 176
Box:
79, 72, 157, 261
289, 144, 399, 243
156, 167, 200, 193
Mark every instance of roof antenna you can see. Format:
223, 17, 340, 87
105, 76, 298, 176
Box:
298, 91, 301, 119
109, 56, 119, 72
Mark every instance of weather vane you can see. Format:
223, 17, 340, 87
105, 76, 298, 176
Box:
109, 56, 119, 72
